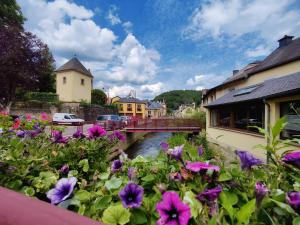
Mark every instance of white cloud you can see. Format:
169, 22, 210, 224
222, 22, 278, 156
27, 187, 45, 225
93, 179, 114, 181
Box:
107, 5, 121, 25
141, 82, 166, 95
186, 74, 225, 89
108, 85, 135, 98
185, 0, 300, 43
122, 21, 133, 34
245, 45, 271, 58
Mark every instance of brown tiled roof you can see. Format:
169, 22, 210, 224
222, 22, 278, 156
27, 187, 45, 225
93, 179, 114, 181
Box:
205, 72, 300, 108
249, 37, 300, 75
55, 57, 93, 78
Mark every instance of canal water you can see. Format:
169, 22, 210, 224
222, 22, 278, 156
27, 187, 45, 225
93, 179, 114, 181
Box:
126, 132, 172, 159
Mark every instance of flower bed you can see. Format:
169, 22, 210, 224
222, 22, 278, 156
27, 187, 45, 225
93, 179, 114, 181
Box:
0, 113, 300, 225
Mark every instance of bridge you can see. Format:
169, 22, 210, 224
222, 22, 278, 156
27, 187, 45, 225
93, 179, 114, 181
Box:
125, 118, 202, 133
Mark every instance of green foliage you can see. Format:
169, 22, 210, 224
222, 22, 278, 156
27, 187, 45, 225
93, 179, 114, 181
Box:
91, 89, 107, 106
24, 92, 58, 102
154, 90, 202, 111
0, 0, 25, 26
189, 110, 206, 127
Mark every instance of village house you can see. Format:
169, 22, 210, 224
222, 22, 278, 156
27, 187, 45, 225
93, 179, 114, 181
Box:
55, 57, 93, 103
111, 96, 147, 119
146, 101, 167, 118
202, 35, 300, 160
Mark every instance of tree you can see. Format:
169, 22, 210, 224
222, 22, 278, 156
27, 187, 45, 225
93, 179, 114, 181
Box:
91, 89, 107, 105
0, 1, 55, 110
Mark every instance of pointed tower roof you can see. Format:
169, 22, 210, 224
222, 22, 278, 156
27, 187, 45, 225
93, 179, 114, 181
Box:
55, 57, 93, 78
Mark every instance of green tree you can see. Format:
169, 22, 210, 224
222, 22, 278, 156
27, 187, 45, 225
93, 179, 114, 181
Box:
91, 89, 107, 105
0, 0, 25, 26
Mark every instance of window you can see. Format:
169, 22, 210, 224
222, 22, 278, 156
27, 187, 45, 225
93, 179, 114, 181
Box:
64, 115, 71, 119
137, 104, 142, 111
280, 100, 300, 139
234, 85, 260, 96
210, 101, 264, 133
63, 77, 66, 84
81, 79, 85, 85
127, 104, 132, 111
119, 104, 123, 111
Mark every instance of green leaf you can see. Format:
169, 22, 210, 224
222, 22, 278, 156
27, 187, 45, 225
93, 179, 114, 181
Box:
105, 177, 123, 190
94, 195, 112, 210
131, 155, 147, 164
270, 199, 297, 215
21, 186, 35, 196
79, 159, 89, 172
218, 172, 232, 182
141, 174, 155, 182
236, 199, 256, 225
131, 208, 148, 224
293, 217, 300, 225
68, 170, 78, 178
102, 204, 131, 225
100, 172, 110, 180
74, 190, 91, 202
271, 117, 287, 140
208, 216, 217, 225
183, 191, 202, 218
220, 191, 237, 222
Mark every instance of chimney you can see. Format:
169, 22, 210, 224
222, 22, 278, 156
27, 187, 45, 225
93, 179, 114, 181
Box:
233, 70, 239, 75
278, 35, 294, 48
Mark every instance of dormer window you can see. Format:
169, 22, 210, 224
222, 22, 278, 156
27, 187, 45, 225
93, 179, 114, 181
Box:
81, 79, 85, 85
63, 77, 66, 84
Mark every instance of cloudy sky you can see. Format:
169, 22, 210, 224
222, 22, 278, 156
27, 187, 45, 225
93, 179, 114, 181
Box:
18, 0, 300, 99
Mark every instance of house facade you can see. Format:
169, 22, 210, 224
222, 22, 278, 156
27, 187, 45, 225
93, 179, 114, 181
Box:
203, 35, 300, 160
55, 57, 93, 103
146, 101, 167, 118
112, 96, 147, 119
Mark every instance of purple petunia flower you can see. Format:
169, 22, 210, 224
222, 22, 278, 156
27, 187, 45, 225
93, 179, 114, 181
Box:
160, 142, 169, 152
119, 183, 144, 208
33, 123, 40, 130
113, 130, 126, 142
282, 152, 300, 169
52, 130, 68, 144
47, 177, 77, 205
156, 191, 191, 225
111, 159, 123, 173
286, 191, 300, 215
59, 164, 69, 175
169, 145, 184, 161
255, 182, 268, 207
87, 124, 106, 139
72, 130, 85, 139
235, 150, 262, 170
186, 161, 220, 173
16, 130, 25, 138
128, 167, 136, 181
26, 129, 41, 138
198, 146, 203, 156
197, 186, 222, 215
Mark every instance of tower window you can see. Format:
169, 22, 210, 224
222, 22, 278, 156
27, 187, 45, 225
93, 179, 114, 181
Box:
81, 79, 85, 85
63, 77, 66, 84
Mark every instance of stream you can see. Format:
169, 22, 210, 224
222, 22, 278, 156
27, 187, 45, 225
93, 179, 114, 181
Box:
126, 132, 172, 159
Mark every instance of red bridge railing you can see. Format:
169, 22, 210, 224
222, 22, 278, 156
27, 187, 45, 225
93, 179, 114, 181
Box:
0, 187, 104, 225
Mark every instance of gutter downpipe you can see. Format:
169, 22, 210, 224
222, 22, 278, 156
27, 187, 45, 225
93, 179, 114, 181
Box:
263, 99, 271, 163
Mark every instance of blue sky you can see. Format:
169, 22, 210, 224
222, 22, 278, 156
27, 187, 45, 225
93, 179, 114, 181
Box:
18, 0, 300, 99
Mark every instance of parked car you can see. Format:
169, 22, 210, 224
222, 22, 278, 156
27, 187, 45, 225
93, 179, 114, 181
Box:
120, 116, 131, 125
96, 115, 124, 130
52, 113, 84, 125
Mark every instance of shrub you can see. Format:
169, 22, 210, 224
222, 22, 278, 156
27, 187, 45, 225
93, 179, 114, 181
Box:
24, 92, 58, 102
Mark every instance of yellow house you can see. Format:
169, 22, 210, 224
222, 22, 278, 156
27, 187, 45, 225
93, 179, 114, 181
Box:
202, 35, 300, 160
112, 96, 147, 119
55, 57, 93, 103
146, 101, 167, 118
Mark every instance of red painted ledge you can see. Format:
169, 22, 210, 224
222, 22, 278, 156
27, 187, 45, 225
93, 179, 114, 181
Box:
0, 187, 104, 225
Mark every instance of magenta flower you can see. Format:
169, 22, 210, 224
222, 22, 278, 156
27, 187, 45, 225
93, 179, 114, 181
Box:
282, 152, 300, 169
52, 130, 68, 144
59, 164, 69, 175
160, 142, 169, 152
26, 129, 41, 138
197, 186, 222, 215
72, 130, 85, 139
88, 124, 106, 139
186, 161, 220, 173
47, 177, 77, 205
119, 183, 144, 208
111, 159, 123, 173
25, 114, 32, 122
235, 150, 262, 170
255, 182, 268, 207
113, 130, 126, 142
286, 191, 300, 214
169, 145, 184, 161
198, 146, 203, 156
156, 191, 191, 225
40, 112, 50, 121
128, 167, 136, 181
